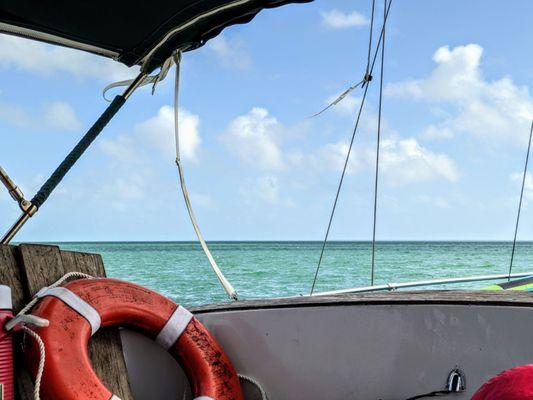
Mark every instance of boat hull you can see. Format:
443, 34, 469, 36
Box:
121, 291, 533, 399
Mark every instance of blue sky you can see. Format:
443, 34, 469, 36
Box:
2, 0, 533, 241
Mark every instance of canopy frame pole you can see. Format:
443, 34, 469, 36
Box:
1, 71, 147, 244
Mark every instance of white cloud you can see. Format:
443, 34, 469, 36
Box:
379, 137, 459, 185
422, 125, 455, 140
101, 106, 201, 164
387, 44, 533, 143
223, 104, 457, 187
320, 141, 362, 173
0, 103, 33, 127
96, 106, 202, 209
223, 108, 284, 171
136, 106, 201, 162
0, 35, 136, 81
321, 9, 368, 29
207, 35, 252, 70
290, 137, 458, 186
100, 135, 139, 164
44, 101, 82, 131
0, 100, 81, 131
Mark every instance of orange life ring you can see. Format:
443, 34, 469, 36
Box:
25, 278, 244, 400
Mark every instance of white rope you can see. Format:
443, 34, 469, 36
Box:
13, 272, 93, 320
104, 0, 256, 100
5, 271, 94, 400
22, 326, 46, 400
102, 56, 175, 101
239, 374, 268, 400
172, 51, 238, 301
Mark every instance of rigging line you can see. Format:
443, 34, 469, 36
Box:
368, 0, 393, 78
365, 0, 376, 77
370, 0, 388, 286
308, 79, 365, 118
172, 52, 238, 300
308, 0, 378, 119
309, 0, 393, 295
508, 119, 533, 281
310, 82, 372, 295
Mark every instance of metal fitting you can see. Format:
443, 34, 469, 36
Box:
0, 166, 24, 204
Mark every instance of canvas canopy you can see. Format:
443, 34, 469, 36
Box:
0, 0, 311, 72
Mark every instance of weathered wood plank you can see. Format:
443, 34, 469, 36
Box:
0, 245, 25, 312
18, 244, 66, 297
60, 250, 106, 277
18, 244, 133, 400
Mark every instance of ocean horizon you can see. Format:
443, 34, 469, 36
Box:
29, 240, 533, 243
36, 241, 533, 307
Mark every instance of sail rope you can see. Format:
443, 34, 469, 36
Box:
102, 51, 239, 301
172, 52, 238, 300
370, 0, 387, 286
310, 0, 393, 294
102, 56, 175, 101
508, 119, 533, 280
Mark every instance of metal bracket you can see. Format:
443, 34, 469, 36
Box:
0, 166, 35, 214
1, 72, 146, 245
446, 368, 466, 392
0, 166, 37, 244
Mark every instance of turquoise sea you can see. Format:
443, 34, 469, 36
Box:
56, 241, 533, 307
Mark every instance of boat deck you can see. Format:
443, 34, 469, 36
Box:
192, 289, 533, 313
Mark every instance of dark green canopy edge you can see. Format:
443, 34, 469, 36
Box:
0, 0, 312, 73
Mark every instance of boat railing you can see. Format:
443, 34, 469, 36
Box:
311, 271, 533, 296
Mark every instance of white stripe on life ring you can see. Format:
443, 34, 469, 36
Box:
35, 286, 101, 336
194, 397, 215, 400
155, 305, 193, 350
109, 395, 122, 400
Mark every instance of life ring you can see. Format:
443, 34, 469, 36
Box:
24, 278, 244, 400
472, 364, 533, 399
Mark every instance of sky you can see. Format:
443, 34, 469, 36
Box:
2, 0, 533, 242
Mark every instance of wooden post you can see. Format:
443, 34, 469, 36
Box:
0, 244, 133, 400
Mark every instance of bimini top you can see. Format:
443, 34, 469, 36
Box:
0, 0, 311, 72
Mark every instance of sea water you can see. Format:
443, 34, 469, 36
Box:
56, 241, 533, 307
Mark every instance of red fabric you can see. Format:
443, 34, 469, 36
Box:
0, 312, 14, 400
472, 365, 533, 400
26, 278, 243, 400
